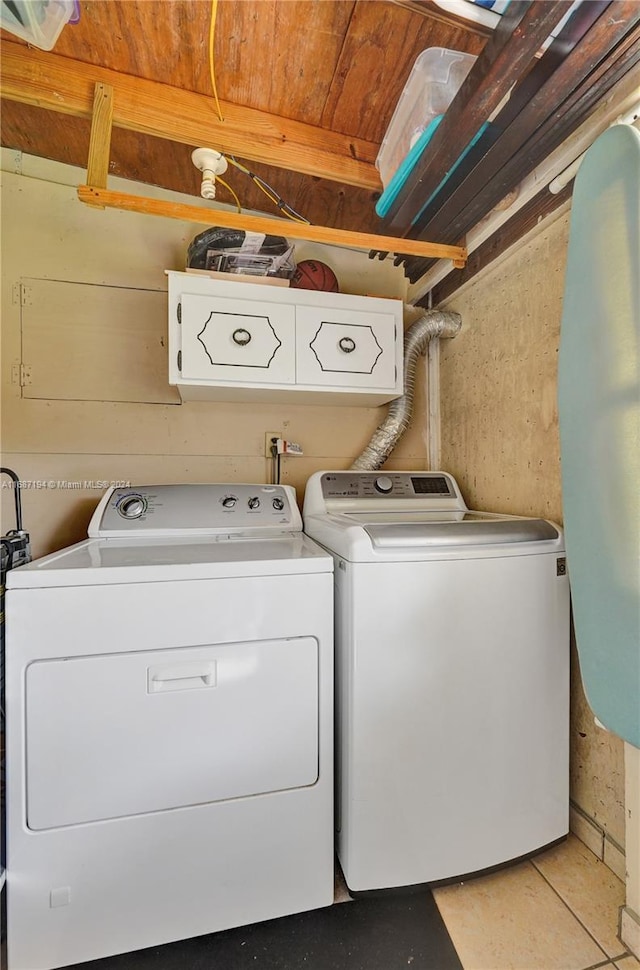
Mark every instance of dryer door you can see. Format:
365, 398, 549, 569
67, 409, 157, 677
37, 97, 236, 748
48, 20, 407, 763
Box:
26, 636, 318, 829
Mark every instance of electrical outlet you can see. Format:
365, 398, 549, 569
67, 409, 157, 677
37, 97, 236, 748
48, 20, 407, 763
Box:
264, 432, 282, 459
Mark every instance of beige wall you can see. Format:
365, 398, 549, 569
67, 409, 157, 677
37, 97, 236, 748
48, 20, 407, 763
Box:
438, 210, 626, 872
0, 153, 426, 558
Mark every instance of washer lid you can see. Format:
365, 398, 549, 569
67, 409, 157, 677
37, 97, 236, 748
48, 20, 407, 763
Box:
303, 508, 563, 562
359, 513, 560, 548
6, 533, 332, 589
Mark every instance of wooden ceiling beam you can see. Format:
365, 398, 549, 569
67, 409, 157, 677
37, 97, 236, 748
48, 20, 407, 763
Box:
0, 40, 382, 191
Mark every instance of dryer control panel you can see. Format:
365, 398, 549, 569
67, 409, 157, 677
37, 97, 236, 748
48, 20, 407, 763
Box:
89, 483, 301, 537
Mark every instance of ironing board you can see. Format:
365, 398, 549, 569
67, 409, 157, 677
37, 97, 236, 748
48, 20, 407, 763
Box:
558, 123, 640, 747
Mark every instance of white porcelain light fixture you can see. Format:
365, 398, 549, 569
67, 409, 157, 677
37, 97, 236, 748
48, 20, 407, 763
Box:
191, 148, 229, 200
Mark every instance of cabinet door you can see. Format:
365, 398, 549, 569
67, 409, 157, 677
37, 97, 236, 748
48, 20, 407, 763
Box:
180, 293, 295, 384
296, 306, 397, 389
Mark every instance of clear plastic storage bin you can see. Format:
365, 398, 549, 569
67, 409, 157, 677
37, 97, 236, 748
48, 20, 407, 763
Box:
376, 47, 477, 190
0, 0, 78, 51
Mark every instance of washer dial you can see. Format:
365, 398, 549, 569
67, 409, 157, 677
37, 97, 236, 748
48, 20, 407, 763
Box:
117, 494, 147, 519
374, 476, 394, 494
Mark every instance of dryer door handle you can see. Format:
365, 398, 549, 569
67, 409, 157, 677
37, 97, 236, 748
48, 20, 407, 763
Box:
147, 661, 217, 693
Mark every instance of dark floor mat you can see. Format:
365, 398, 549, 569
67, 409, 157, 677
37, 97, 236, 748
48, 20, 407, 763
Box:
63, 893, 463, 970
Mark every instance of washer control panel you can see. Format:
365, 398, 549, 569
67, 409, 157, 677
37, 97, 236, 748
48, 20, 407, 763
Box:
89, 484, 300, 537
320, 472, 456, 500
303, 471, 467, 517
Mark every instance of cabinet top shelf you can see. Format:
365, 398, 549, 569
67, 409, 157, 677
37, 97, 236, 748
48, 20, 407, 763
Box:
166, 270, 405, 312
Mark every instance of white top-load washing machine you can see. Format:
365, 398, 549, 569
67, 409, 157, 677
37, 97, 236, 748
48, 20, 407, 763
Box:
303, 470, 570, 894
5, 483, 334, 970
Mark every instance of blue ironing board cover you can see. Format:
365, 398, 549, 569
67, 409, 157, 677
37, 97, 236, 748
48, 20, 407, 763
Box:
558, 123, 640, 748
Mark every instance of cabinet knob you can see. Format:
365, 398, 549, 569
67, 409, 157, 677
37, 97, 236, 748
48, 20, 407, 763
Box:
232, 328, 252, 346
338, 336, 356, 354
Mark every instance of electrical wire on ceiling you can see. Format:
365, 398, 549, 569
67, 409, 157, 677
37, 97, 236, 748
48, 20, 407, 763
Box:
206, 0, 241, 211
207, 0, 311, 224
209, 0, 224, 124
226, 157, 311, 224
214, 174, 242, 212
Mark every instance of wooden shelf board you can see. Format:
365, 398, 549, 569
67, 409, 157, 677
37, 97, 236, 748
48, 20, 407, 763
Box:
76, 185, 468, 265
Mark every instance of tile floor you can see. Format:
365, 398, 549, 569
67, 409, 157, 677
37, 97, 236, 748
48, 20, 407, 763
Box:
432, 834, 639, 970
334, 834, 639, 970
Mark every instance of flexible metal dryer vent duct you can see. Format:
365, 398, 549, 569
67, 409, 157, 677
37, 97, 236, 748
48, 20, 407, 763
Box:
351, 309, 462, 471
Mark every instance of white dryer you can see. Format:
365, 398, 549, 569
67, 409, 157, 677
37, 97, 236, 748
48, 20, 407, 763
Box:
303, 470, 570, 894
5, 483, 333, 970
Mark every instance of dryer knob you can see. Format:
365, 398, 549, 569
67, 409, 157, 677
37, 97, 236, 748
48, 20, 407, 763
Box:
222, 496, 237, 509
248, 496, 260, 509
272, 497, 285, 511
374, 476, 394, 494
119, 496, 146, 518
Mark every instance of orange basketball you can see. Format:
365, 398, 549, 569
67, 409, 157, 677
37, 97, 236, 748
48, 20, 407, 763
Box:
291, 260, 339, 292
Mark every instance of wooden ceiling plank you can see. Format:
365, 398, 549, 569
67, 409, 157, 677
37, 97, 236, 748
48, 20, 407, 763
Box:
488, 0, 612, 132
374, 1, 609, 257
380, 0, 574, 234
404, 41, 640, 283
404, 16, 640, 277
406, 1, 639, 244
218, 0, 355, 127
321, 0, 484, 140
0, 40, 381, 190
76, 185, 467, 264
85, 82, 114, 206
42, 1, 206, 91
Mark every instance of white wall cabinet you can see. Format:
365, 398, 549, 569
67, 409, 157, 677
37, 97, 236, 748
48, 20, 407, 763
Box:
168, 272, 404, 405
